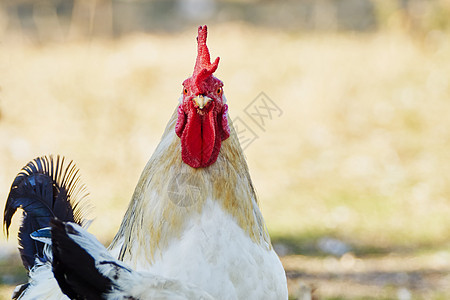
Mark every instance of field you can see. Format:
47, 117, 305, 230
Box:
1, 24, 450, 299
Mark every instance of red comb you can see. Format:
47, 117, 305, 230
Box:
193, 25, 220, 88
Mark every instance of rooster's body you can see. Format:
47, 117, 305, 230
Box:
108, 110, 287, 299
4, 26, 288, 299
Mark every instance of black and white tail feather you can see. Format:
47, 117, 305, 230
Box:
3, 155, 90, 299
4, 155, 90, 269
3, 155, 214, 300
50, 219, 215, 300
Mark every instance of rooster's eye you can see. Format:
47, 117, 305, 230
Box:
183, 88, 188, 95
217, 87, 222, 95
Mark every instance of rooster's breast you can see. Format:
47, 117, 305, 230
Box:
134, 198, 287, 300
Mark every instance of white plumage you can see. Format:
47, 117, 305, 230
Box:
107, 110, 288, 299
123, 199, 286, 299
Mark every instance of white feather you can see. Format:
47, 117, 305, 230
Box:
113, 198, 288, 299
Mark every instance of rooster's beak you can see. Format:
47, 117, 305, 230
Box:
193, 95, 212, 109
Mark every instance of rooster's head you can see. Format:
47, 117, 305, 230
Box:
175, 25, 230, 168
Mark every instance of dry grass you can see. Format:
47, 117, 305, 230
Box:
1, 24, 450, 298
283, 252, 450, 299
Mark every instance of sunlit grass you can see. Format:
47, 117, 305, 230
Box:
1, 24, 450, 298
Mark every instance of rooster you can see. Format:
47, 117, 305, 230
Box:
4, 25, 288, 299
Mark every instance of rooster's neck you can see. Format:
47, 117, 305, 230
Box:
110, 108, 270, 267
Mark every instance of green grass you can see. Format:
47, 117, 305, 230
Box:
0, 255, 26, 300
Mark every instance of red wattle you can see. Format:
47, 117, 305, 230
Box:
179, 100, 229, 168
175, 105, 186, 138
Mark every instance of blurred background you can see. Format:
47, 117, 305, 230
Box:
1, 0, 450, 299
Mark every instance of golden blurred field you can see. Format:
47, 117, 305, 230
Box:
1, 21, 450, 299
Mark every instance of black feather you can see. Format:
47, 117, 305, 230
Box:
51, 219, 113, 300
11, 283, 29, 300
3, 155, 90, 269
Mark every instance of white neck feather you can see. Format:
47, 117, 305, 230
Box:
109, 107, 271, 266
